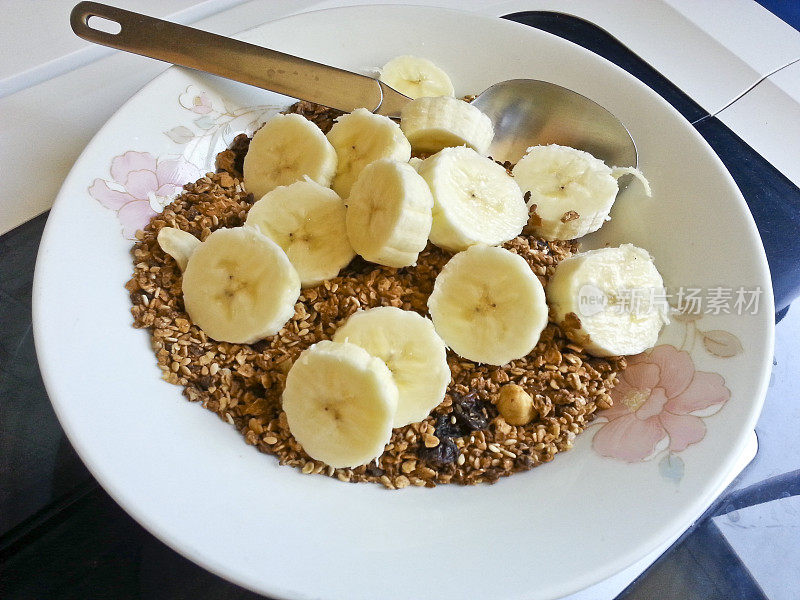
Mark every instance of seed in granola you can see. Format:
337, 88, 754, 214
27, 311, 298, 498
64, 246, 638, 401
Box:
394, 475, 411, 489
401, 460, 417, 474
423, 433, 440, 448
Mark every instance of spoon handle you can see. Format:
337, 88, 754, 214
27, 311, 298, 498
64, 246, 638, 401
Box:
70, 1, 409, 116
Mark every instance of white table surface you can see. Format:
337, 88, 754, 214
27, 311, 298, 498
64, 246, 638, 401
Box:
2, 1, 798, 598
1, 0, 799, 237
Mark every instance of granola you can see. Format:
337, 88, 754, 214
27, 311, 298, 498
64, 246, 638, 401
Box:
125, 102, 625, 488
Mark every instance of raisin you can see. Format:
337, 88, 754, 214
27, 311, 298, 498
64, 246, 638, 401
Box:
484, 470, 501, 483
515, 454, 535, 469
451, 392, 490, 432
455, 407, 489, 432
228, 133, 251, 178
419, 437, 458, 466
250, 339, 270, 353
365, 463, 385, 477
434, 414, 463, 439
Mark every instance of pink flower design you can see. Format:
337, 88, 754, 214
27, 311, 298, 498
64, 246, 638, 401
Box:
89, 151, 201, 239
178, 87, 216, 116
189, 92, 213, 114
592, 345, 730, 462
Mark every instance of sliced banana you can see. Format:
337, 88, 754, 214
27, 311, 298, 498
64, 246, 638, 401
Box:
245, 179, 354, 286
417, 146, 528, 252
326, 108, 412, 198
379, 55, 455, 99
345, 159, 433, 268
400, 96, 493, 155
427, 244, 548, 366
333, 307, 449, 427
282, 340, 398, 468
181, 226, 300, 344
157, 227, 201, 271
546, 244, 668, 357
513, 144, 651, 240
243, 113, 338, 200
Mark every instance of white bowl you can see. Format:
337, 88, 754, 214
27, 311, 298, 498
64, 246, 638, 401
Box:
33, 6, 773, 599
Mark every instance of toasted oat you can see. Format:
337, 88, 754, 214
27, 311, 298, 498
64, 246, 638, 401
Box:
127, 101, 625, 490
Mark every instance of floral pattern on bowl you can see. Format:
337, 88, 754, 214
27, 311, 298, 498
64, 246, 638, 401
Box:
591, 305, 744, 483
89, 151, 201, 239
90, 86, 279, 239
593, 344, 730, 472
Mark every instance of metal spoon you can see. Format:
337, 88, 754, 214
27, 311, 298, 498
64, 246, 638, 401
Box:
70, 1, 636, 167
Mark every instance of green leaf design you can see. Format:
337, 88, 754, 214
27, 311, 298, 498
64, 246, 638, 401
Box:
222, 97, 239, 115
658, 453, 684, 483
193, 116, 216, 130
165, 125, 194, 144
701, 330, 743, 358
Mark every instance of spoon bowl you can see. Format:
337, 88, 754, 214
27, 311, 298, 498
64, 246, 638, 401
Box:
472, 79, 637, 166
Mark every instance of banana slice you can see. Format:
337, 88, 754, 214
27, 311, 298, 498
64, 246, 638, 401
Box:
181, 226, 300, 344
379, 55, 455, 99
245, 179, 354, 286
400, 96, 493, 155
345, 159, 433, 268
282, 340, 398, 468
243, 113, 338, 200
513, 144, 651, 240
427, 244, 548, 366
326, 108, 412, 198
417, 146, 528, 252
333, 307, 449, 427
157, 227, 201, 271
546, 244, 668, 357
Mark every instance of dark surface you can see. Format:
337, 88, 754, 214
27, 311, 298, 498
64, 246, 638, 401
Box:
0, 484, 263, 600
2, 6, 799, 600
0, 214, 92, 536
757, 0, 800, 30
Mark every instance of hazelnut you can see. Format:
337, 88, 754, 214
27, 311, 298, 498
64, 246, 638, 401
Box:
496, 384, 536, 425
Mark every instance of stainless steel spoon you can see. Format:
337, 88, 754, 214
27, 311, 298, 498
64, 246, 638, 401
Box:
70, 1, 637, 167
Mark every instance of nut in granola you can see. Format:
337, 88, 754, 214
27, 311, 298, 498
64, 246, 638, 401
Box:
496, 384, 536, 426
